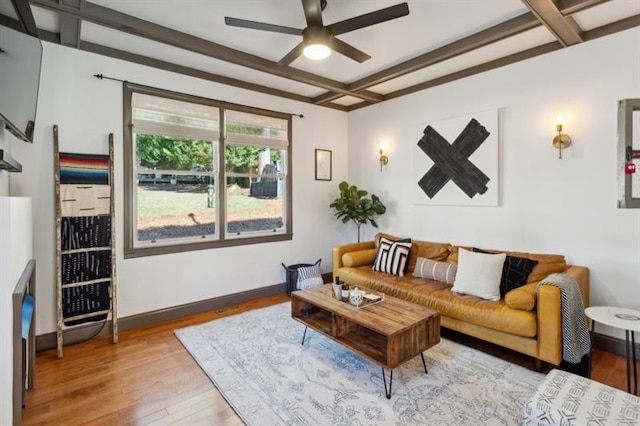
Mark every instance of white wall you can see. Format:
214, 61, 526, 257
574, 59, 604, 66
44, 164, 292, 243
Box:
9, 28, 640, 341
348, 28, 640, 339
0, 197, 32, 426
10, 42, 349, 335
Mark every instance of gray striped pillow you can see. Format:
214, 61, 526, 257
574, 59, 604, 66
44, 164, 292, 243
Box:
296, 264, 323, 289
372, 237, 412, 276
413, 257, 457, 284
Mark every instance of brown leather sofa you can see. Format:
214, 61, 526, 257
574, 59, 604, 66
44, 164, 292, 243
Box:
332, 233, 590, 368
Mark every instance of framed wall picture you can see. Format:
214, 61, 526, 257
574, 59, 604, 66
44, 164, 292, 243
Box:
412, 109, 499, 206
315, 149, 332, 181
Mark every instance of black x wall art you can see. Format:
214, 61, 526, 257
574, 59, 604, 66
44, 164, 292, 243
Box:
413, 110, 498, 206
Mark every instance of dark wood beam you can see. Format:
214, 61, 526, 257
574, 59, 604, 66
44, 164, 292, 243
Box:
557, 0, 611, 15
521, 0, 583, 46
349, 11, 540, 90
347, 13, 640, 111
5, 0, 631, 114
0, 13, 59, 42
0, 13, 347, 110
28, 0, 383, 103
384, 42, 561, 104
313, 0, 606, 105
0, 13, 24, 32
79, 40, 347, 112
313, 12, 542, 105
582, 13, 640, 40
59, 0, 82, 48
11, 0, 38, 36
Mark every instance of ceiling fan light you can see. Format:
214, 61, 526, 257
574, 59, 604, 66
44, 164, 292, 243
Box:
303, 43, 331, 60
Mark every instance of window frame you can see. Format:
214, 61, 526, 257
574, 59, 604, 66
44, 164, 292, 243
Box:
123, 83, 293, 258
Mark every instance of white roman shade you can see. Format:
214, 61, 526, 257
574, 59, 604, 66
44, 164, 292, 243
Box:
132, 93, 219, 141
225, 110, 289, 149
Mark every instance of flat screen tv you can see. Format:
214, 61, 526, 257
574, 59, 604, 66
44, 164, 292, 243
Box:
0, 25, 42, 143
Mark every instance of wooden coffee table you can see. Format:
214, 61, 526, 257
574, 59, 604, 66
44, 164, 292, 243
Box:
291, 284, 440, 398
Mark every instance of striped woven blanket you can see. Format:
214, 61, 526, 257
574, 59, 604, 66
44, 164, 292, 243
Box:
538, 273, 591, 364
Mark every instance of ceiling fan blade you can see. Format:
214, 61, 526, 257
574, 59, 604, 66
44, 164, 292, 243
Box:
302, 0, 323, 28
225, 17, 303, 36
330, 37, 371, 63
328, 2, 410, 36
278, 42, 305, 66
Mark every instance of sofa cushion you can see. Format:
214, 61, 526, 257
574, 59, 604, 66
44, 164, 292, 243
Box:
452, 248, 506, 301
336, 265, 537, 337
474, 248, 539, 298
374, 233, 449, 272
413, 257, 457, 284
449, 245, 566, 284
444, 245, 474, 264
342, 248, 378, 267
504, 283, 537, 311
374, 233, 410, 247
372, 237, 412, 276
526, 253, 566, 283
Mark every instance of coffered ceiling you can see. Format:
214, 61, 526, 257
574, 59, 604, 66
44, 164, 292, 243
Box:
2, 0, 639, 111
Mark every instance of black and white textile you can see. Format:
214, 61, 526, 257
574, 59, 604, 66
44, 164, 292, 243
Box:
296, 263, 323, 290
373, 237, 412, 276
61, 216, 112, 250
538, 273, 590, 364
525, 369, 640, 425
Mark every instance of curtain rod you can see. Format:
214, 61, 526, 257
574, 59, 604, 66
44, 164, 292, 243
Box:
93, 73, 304, 118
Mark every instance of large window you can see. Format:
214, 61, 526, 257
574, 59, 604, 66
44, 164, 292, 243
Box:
123, 84, 292, 258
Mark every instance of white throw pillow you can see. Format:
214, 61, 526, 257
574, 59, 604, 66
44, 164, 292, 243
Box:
451, 248, 506, 301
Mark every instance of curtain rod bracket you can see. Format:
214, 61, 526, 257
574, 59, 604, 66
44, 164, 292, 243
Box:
93, 73, 127, 84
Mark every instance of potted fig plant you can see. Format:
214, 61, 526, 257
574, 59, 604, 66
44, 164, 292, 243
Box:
329, 181, 386, 242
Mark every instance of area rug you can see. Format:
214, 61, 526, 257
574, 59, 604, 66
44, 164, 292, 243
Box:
175, 302, 544, 425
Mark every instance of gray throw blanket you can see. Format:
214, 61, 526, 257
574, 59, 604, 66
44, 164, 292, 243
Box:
538, 273, 591, 364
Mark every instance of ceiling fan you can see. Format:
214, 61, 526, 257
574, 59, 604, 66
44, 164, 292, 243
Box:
224, 0, 410, 65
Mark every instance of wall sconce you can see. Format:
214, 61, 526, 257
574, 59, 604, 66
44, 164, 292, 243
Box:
553, 116, 572, 159
379, 148, 389, 171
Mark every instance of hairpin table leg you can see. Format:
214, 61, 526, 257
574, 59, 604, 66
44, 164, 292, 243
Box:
301, 326, 308, 345
382, 368, 393, 399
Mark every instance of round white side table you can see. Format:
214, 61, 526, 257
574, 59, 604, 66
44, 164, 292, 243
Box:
585, 306, 640, 395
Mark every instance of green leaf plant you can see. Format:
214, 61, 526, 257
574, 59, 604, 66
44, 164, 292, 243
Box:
329, 181, 387, 242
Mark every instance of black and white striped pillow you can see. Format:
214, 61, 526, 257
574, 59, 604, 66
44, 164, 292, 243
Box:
373, 237, 412, 276
296, 264, 323, 289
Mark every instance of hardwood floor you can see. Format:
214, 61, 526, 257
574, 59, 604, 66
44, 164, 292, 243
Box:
23, 293, 636, 425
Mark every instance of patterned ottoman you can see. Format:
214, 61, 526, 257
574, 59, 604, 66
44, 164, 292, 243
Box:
524, 369, 640, 425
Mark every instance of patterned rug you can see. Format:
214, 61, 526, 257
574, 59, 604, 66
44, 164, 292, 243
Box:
175, 302, 544, 425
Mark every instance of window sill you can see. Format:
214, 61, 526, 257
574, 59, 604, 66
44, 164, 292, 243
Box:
124, 232, 293, 259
